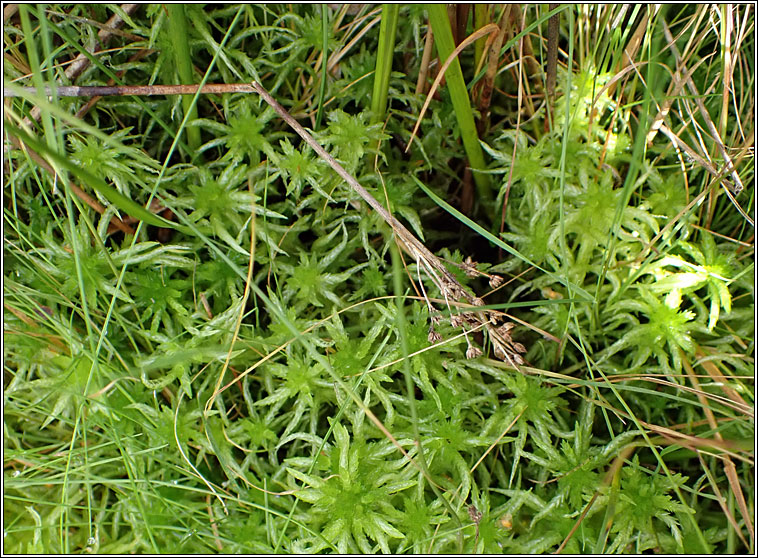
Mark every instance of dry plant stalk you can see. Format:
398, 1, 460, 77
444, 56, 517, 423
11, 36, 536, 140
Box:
250, 81, 526, 367
3, 83, 257, 98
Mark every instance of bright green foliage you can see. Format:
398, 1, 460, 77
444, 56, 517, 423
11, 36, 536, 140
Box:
194, 99, 280, 164
128, 266, 192, 335
256, 351, 330, 445
4, 4, 752, 555
277, 223, 367, 312
350, 261, 389, 300
295, 11, 337, 52
320, 109, 389, 174
287, 421, 414, 553
607, 287, 697, 374
608, 456, 694, 553
277, 138, 324, 198
68, 129, 160, 199
332, 46, 378, 108
396, 495, 448, 552
646, 234, 735, 330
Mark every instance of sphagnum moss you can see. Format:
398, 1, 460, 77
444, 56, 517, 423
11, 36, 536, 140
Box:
4, 4, 753, 554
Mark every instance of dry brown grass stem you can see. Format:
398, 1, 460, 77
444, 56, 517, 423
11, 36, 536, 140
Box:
682, 351, 754, 547
661, 20, 745, 197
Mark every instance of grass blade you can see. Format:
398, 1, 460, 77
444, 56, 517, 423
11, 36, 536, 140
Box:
371, 4, 399, 123
426, 5, 491, 202
166, 5, 201, 153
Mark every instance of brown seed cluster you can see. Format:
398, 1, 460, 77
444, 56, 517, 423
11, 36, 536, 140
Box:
421, 255, 526, 365
468, 505, 483, 523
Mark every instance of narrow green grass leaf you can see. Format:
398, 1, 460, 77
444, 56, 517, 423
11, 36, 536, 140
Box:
315, 4, 329, 129
166, 4, 201, 152
473, 5, 490, 69
411, 175, 594, 301
371, 4, 399, 123
427, 5, 491, 202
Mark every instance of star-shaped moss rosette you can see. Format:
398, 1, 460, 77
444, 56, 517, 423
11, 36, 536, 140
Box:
252, 82, 526, 367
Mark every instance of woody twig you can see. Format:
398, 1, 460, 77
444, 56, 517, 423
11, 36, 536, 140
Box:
3, 83, 257, 98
